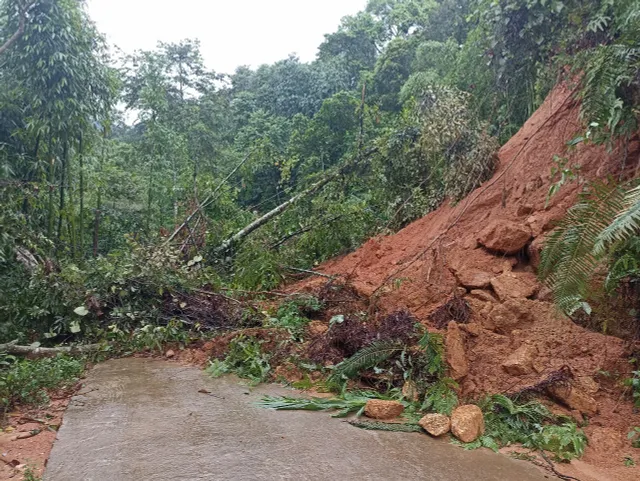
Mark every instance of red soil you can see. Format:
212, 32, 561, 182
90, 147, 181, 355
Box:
289, 83, 640, 479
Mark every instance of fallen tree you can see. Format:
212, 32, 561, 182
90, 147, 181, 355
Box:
0, 340, 102, 358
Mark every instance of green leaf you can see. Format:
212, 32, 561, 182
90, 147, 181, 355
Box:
73, 306, 89, 316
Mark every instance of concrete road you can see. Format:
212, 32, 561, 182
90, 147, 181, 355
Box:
46, 358, 546, 481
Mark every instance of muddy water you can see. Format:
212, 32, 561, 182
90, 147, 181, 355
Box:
46, 358, 545, 481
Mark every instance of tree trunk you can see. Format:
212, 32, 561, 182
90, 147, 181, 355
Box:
78, 133, 84, 256
47, 135, 55, 239
57, 138, 67, 241
0, 340, 101, 358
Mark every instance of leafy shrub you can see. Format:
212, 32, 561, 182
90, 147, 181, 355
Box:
624, 370, 640, 408
530, 423, 588, 461
0, 355, 85, 413
206, 335, 271, 385
266, 296, 323, 339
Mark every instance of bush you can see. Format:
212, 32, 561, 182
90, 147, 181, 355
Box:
0, 355, 85, 413
206, 335, 271, 385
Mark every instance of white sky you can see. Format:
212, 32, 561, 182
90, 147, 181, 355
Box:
87, 0, 368, 74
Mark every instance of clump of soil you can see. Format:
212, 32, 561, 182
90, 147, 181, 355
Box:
286, 83, 640, 480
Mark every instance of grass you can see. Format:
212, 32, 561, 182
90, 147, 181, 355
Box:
206, 335, 271, 386
0, 354, 85, 413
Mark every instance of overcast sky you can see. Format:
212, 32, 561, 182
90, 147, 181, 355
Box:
87, 0, 368, 75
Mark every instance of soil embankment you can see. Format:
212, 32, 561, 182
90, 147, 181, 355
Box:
288, 83, 640, 480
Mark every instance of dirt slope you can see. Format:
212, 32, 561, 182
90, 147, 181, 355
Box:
291, 84, 640, 480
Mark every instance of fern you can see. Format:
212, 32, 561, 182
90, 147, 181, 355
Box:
329, 340, 404, 382
539, 181, 627, 314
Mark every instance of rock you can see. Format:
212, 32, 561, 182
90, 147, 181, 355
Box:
477, 220, 532, 254
548, 384, 599, 416
453, 268, 493, 289
364, 400, 405, 420
307, 321, 328, 336
575, 376, 600, 395
488, 299, 534, 334
460, 322, 481, 337
490, 272, 539, 301
527, 236, 545, 268
451, 405, 485, 443
502, 343, 538, 376
419, 413, 451, 437
165, 349, 175, 358
517, 204, 535, 216
402, 380, 419, 402
445, 321, 468, 380
468, 290, 498, 303
535, 286, 553, 302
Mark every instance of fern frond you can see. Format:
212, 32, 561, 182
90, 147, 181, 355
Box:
594, 184, 640, 255
329, 340, 403, 381
539, 182, 626, 314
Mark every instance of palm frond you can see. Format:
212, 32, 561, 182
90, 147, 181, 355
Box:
329, 340, 404, 382
595, 184, 640, 255
347, 420, 422, 433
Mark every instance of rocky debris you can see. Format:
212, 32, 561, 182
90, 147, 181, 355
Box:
527, 236, 545, 268
452, 268, 493, 289
402, 380, 419, 402
451, 405, 485, 443
502, 343, 538, 376
477, 220, 532, 255
165, 349, 175, 358
487, 299, 534, 334
307, 321, 328, 336
419, 413, 451, 437
490, 272, 539, 301
468, 290, 498, 303
364, 400, 405, 420
548, 383, 599, 416
445, 321, 469, 380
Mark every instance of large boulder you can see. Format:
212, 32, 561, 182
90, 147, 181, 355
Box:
490, 272, 539, 301
502, 343, 538, 376
419, 413, 451, 437
488, 299, 534, 334
364, 400, 405, 420
445, 321, 469, 380
452, 268, 493, 290
451, 405, 485, 443
478, 220, 532, 255
548, 384, 599, 416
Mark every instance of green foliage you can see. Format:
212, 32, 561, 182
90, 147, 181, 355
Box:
266, 296, 323, 340
539, 181, 630, 315
422, 378, 459, 415
628, 426, 640, 448
0, 355, 84, 412
329, 340, 404, 382
457, 394, 587, 461
206, 335, 271, 386
530, 422, 588, 461
624, 370, 640, 408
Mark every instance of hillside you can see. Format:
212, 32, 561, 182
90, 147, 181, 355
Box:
289, 83, 640, 480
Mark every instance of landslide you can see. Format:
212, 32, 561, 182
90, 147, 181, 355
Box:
288, 83, 640, 480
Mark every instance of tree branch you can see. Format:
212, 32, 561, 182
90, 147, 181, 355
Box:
0, 1, 35, 57
0, 340, 101, 358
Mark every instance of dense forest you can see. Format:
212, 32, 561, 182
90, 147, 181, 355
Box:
0, 0, 638, 346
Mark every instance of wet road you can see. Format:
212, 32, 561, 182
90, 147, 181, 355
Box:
46, 358, 546, 481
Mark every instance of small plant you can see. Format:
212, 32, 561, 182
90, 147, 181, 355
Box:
624, 455, 636, 467
624, 370, 640, 408
22, 466, 42, 481
629, 427, 640, 448
0, 355, 85, 413
266, 296, 322, 340
329, 340, 404, 383
206, 335, 271, 386
530, 422, 588, 462
422, 378, 459, 415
